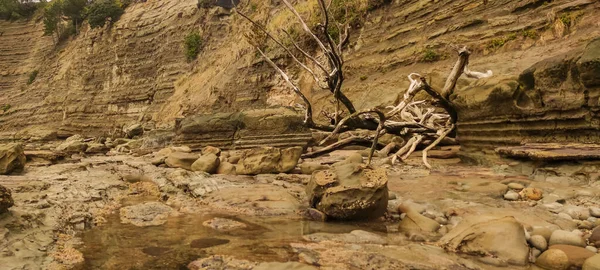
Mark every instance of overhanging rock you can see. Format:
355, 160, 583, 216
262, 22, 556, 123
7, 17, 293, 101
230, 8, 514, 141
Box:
173, 107, 312, 150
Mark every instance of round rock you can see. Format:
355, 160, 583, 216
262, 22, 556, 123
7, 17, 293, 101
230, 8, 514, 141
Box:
536, 249, 570, 270
529, 235, 548, 251
549, 244, 596, 268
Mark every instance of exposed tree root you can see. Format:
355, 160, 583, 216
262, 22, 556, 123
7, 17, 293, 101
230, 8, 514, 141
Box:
234, 1, 490, 169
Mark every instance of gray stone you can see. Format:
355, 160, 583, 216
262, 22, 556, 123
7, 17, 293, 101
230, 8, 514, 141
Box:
587, 246, 598, 253
590, 207, 600, 218
549, 230, 586, 247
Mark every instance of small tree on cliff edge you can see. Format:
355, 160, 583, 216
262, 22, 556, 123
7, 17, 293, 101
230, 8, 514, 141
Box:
43, 0, 62, 43
87, 0, 124, 29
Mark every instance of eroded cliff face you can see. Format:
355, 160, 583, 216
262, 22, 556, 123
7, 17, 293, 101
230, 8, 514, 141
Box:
1, 0, 599, 147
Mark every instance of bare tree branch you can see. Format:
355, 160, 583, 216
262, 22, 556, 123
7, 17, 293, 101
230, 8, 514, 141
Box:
423, 124, 455, 169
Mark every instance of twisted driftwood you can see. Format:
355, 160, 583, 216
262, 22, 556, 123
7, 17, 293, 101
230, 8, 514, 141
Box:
234, 0, 491, 167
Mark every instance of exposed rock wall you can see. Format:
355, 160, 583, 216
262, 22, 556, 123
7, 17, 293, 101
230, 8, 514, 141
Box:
174, 107, 312, 150
454, 37, 600, 161
0, 0, 599, 148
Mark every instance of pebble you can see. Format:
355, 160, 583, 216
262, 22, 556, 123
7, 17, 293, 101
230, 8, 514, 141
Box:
590, 207, 600, 218
587, 246, 598, 253
549, 230, 586, 247
508, 183, 525, 190
504, 190, 520, 201
529, 235, 548, 251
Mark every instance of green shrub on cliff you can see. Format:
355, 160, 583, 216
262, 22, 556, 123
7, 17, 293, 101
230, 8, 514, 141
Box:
0, 0, 41, 21
184, 31, 203, 61
27, 70, 38, 85
87, 0, 124, 29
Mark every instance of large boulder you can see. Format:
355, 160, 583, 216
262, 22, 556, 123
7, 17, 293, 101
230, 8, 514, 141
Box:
236, 146, 302, 175
306, 163, 388, 220
438, 216, 529, 266
191, 154, 220, 173
164, 152, 199, 171
0, 185, 14, 214
0, 143, 26, 175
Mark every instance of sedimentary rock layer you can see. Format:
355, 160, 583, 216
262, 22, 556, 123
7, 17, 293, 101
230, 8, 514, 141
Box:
454, 38, 600, 160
